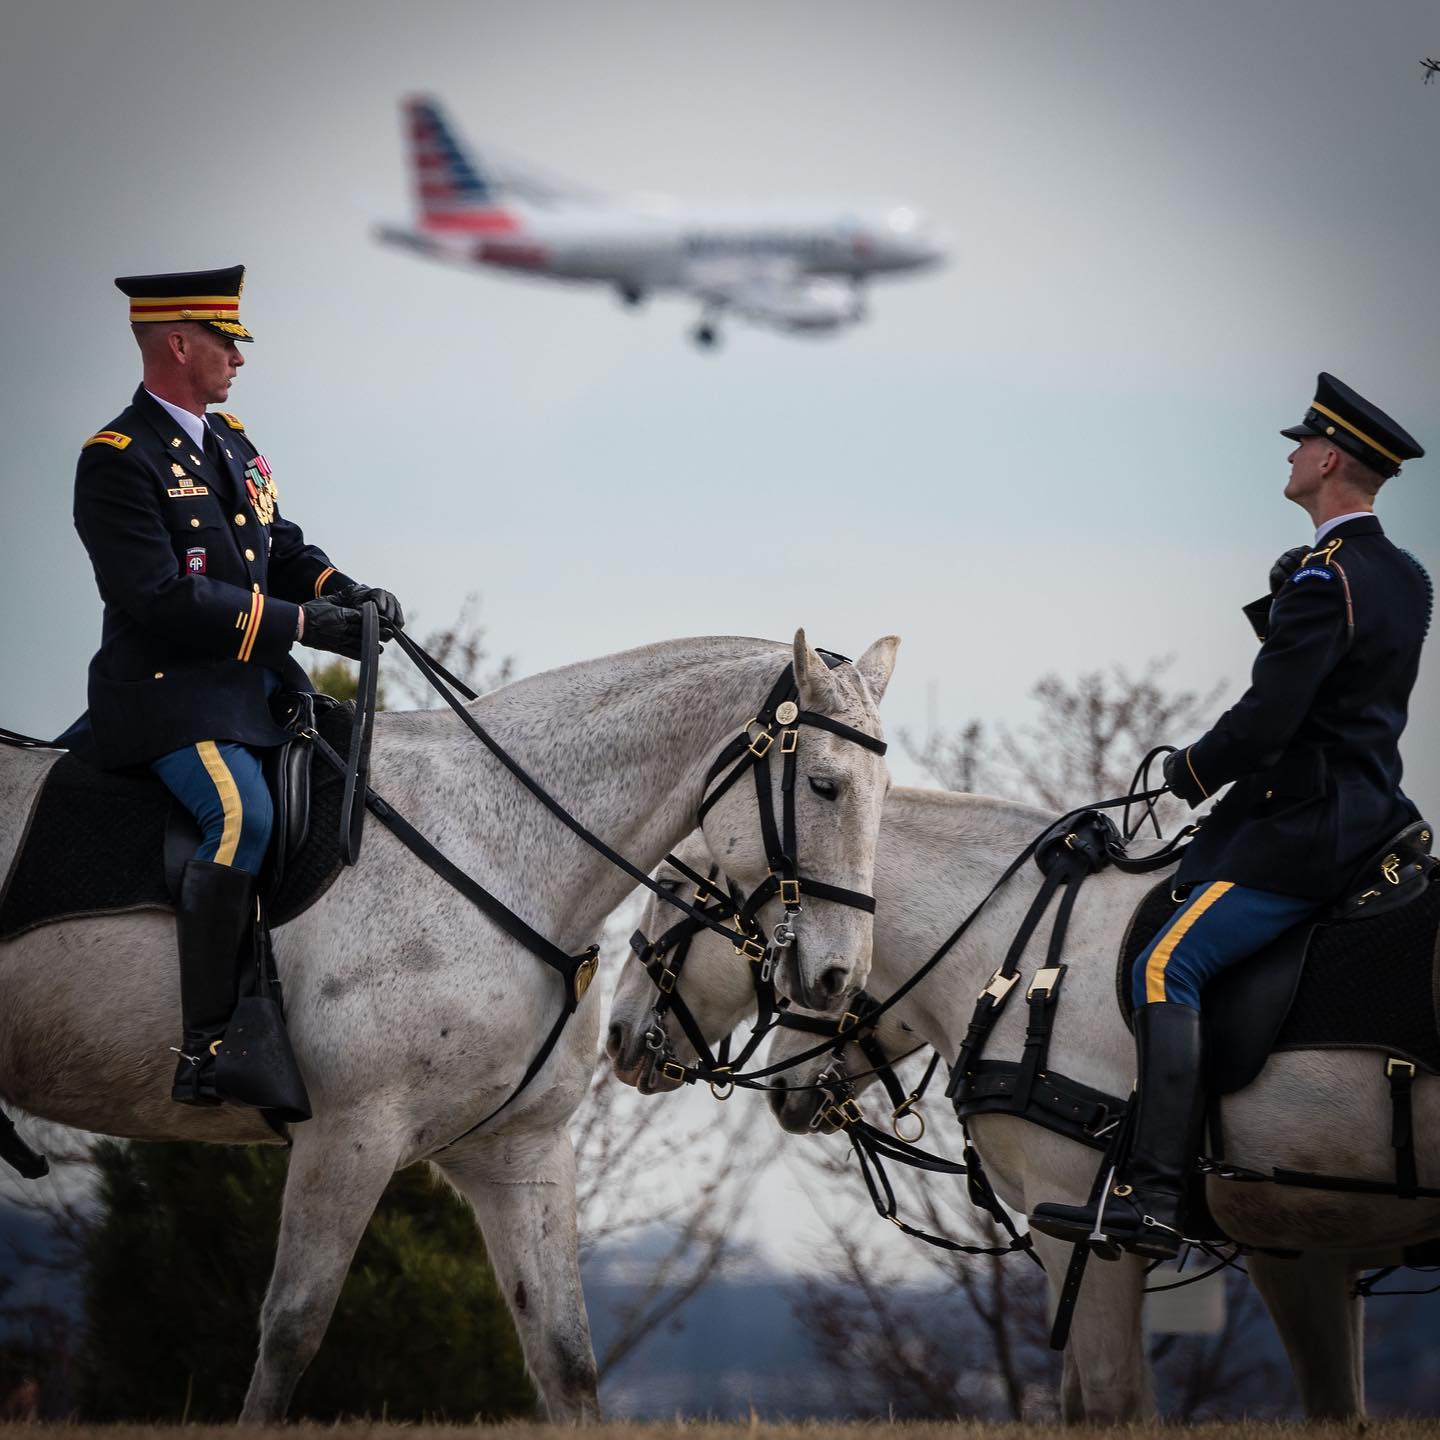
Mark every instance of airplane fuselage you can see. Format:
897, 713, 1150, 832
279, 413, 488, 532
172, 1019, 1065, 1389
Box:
380, 203, 942, 291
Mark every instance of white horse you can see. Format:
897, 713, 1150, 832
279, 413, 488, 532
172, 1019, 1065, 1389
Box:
0, 631, 897, 1421
607, 787, 1440, 1421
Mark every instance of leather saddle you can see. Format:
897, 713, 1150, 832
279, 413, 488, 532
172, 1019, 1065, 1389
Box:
1117, 820, 1440, 1096
0, 694, 352, 940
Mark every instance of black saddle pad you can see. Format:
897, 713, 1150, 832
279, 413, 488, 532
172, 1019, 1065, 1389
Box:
0, 703, 353, 939
1117, 873, 1440, 1092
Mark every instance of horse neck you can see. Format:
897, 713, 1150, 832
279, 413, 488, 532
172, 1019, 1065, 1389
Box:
868, 787, 1053, 1059
373, 638, 790, 949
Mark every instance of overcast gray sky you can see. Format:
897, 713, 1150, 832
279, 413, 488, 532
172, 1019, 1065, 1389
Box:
2, 0, 1439, 1297
2, 0, 1436, 804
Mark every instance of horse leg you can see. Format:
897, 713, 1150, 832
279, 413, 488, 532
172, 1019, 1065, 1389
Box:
1059, 1350, 1086, 1422
240, 1119, 402, 1421
436, 1126, 600, 1422
1032, 1234, 1153, 1422
1248, 1250, 1364, 1419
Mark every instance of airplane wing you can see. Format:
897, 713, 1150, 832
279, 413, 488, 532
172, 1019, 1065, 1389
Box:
686, 258, 863, 333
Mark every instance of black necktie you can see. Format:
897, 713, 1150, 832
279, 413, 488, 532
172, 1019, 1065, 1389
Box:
203, 424, 222, 469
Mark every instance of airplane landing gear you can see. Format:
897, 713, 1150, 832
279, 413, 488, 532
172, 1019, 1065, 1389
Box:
617, 284, 645, 308
692, 322, 720, 349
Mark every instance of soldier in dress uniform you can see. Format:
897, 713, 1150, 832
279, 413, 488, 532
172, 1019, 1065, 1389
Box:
1032, 372, 1431, 1259
67, 265, 404, 1107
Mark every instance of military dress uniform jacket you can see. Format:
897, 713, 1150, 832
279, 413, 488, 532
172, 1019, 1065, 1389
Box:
1174, 515, 1432, 902
71, 387, 355, 770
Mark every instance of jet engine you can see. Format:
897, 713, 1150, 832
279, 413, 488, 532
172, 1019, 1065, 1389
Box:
761, 278, 865, 333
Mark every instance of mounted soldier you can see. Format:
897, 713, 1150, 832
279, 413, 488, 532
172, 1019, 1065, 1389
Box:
1031, 372, 1431, 1259
62, 265, 404, 1109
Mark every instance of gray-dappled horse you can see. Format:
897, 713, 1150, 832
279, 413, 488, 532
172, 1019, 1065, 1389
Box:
608, 789, 1440, 1421
0, 631, 897, 1421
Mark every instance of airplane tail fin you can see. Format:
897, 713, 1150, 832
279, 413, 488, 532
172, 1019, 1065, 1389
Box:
403, 95, 518, 232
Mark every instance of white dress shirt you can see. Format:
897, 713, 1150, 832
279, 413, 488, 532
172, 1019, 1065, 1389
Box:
145, 389, 209, 454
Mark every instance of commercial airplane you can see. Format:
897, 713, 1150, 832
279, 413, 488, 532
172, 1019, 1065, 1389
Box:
375, 97, 949, 348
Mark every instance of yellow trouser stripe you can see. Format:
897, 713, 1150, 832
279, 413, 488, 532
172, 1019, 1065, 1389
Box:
1145, 881, 1234, 1004
314, 566, 336, 598
195, 741, 243, 867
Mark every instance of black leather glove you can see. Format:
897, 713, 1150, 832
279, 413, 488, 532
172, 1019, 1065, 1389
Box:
1162, 747, 1205, 808
300, 600, 367, 659
1244, 544, 1312, 641
1269, 544, 1309, 594
337, 583, 405, 630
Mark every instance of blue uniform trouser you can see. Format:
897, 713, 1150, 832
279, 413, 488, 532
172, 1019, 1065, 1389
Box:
151, 741, 273, 876
1132, 881, 1319, 1010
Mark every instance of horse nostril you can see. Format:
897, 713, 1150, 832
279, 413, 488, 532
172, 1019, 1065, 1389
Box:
605, 1022, 624, 1059
819, 966, 848, 999
766, 1077, 787, 1113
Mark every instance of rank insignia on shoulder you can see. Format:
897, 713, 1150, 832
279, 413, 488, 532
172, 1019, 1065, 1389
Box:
82, 430, 131, 451
1290, 566, 1335, 584
216, 411, 246, 431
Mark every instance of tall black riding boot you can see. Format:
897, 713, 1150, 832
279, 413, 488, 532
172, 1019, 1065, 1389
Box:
171, 859, 254, 1106
1029, 1002, 1205, 1261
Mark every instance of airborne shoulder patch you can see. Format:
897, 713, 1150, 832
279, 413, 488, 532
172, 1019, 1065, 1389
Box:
216, 411, 246, 431
82, 430, 131, 451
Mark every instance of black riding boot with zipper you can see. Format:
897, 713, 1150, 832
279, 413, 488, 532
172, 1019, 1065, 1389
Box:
170, 859, 253, 1106
1028, 1002, 1205, 1261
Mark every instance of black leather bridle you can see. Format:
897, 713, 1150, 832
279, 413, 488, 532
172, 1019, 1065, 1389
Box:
315, 613, 888, 1147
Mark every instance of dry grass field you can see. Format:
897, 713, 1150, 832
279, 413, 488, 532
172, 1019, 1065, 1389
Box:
0, 1424, 1425, 1440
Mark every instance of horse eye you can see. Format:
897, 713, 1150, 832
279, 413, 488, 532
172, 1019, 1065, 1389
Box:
808, 777, 839, 801
657, 876, 682, 893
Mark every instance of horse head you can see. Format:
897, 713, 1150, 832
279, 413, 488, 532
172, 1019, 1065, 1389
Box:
607, 836, 761, 1095
694, 629, 896, 1011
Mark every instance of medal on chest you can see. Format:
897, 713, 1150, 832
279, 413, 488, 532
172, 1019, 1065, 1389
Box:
243, 454, 279, 526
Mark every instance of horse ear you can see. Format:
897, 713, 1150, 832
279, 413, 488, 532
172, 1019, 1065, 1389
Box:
854, 635, 900, 705
792, 628, 837, 710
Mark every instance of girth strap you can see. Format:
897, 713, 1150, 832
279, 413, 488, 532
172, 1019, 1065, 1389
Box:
1388, 1056, 1419, 1201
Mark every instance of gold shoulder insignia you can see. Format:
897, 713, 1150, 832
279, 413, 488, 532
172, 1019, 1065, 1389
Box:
217, 412, 246, 431
82, 430, 132, 451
